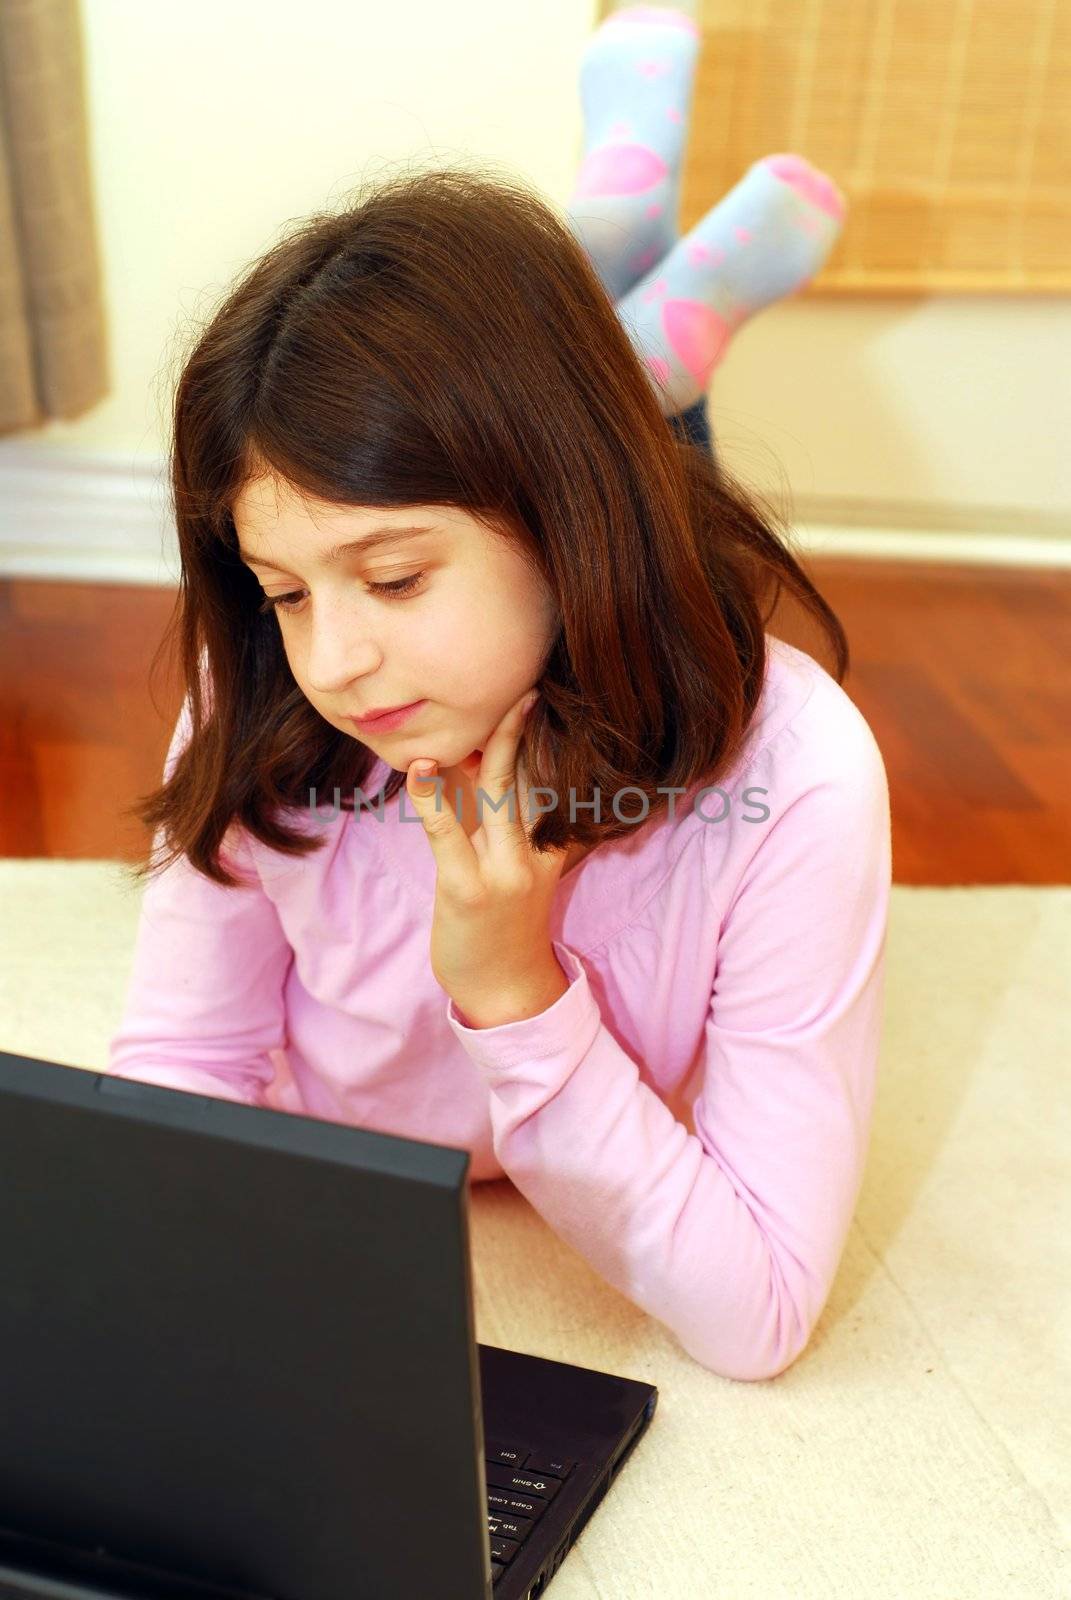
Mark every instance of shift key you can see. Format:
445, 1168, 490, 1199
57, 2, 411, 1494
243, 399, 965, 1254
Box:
485, 1463, 561, 1502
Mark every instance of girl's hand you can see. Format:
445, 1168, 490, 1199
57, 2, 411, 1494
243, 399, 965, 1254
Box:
406, 689, 571, 1026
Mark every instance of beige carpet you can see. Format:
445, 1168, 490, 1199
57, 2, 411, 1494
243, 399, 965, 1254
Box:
1, 860, 1067, 1598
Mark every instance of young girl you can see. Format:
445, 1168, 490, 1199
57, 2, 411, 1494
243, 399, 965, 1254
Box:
108, 152, 890, 1383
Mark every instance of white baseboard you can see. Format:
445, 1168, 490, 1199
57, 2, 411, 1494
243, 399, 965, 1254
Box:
0, 442, 1068, 583
787, 524, 1071, 568
0, 443, 181, 586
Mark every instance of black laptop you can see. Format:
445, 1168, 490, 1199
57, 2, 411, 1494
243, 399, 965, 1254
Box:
0, 1050, 658, 1600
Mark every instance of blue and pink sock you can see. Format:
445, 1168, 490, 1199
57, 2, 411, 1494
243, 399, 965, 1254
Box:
565, 6, 848, 418
616, 153, 847, 415
567, 5, 701, 304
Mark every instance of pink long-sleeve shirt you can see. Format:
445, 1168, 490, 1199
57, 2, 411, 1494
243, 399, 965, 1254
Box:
108, 636, 892, 1381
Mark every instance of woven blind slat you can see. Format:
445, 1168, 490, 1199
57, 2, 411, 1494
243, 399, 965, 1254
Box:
597, 0, 1071, 293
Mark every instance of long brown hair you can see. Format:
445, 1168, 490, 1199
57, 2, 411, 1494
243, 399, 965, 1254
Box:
126, 162, 848, 889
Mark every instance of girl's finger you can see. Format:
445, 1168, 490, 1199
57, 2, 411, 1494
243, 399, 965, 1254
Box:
406, 761, 480, 894
480, 691, 538, 856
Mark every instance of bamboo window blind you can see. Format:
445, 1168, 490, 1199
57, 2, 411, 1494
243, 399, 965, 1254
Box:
597, 0, 1071, 293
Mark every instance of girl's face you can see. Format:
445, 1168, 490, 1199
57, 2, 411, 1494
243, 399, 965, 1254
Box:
233, 474, 559, 785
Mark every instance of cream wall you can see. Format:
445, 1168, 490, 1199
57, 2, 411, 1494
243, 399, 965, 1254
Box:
20, 0, 1071, 532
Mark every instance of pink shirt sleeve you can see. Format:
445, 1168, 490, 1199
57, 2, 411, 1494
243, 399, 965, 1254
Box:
107, 693, 294, 1106
444, 718, 892, 1383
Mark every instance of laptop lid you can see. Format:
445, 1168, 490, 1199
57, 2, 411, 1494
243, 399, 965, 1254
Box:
0, 1049, 495, 1600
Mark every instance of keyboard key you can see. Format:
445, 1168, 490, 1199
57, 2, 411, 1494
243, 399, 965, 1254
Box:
488, 1510, 534, 1545
525, 1452, 575, 1480
485, 1462, 562, 1502
489, 1534, 521, 1565
485, 1439, 530, 1469
486, 1485, 546, 1521
491, 1559, 506, 1584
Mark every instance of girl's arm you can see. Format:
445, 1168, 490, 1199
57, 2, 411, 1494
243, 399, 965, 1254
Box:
108, 697, 293, 1108
445, 714, 892, 1383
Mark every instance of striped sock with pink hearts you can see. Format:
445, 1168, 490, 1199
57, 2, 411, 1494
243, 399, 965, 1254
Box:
566, 5, 700, 304
615, 153, 848, 415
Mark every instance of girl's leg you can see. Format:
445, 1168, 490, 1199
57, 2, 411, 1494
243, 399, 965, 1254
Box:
566, 6, 701, 304
616, 154, 847, 417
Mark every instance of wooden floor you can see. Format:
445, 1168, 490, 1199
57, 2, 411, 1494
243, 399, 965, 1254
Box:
1, 559, 1068, 884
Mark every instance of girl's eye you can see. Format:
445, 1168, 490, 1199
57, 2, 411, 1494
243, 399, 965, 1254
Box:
258, 571, 426, 616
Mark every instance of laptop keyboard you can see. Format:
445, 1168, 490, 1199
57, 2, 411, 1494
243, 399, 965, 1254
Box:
484, 1437, 579, 1587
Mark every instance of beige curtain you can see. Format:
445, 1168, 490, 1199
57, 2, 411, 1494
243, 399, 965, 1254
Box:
0, 0, 108, 435
599, 0, 1071, 294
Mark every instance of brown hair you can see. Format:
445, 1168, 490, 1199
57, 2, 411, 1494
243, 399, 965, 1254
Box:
126, 162, 848, 889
